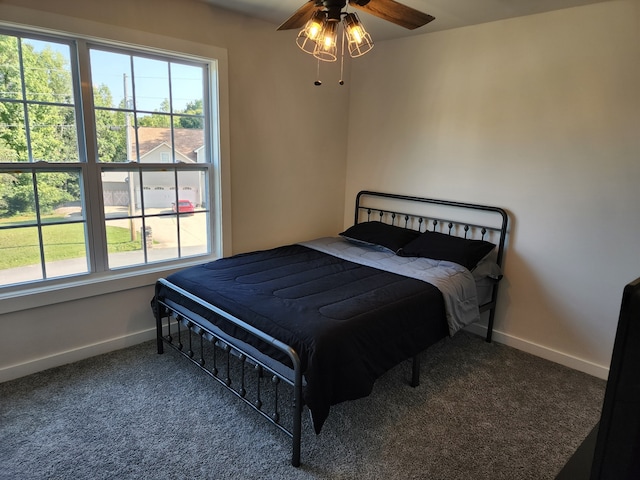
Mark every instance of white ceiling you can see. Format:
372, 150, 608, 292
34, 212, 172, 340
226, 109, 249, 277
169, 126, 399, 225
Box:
201, 0, 611, 40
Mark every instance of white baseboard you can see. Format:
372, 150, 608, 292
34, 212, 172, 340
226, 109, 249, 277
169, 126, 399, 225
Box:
0, 328, 157, 383
2, 324, 609, 384
465, 323, 610, 380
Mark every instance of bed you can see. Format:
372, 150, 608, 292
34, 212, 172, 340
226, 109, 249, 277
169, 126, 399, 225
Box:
153, 191, 508, 466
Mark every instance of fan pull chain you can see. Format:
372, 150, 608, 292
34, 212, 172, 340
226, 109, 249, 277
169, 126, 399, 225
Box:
339, 29, 345, 85
314, 58, 322, 86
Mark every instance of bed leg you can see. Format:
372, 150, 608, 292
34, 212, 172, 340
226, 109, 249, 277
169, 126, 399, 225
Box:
156, 332, 164, 354
485, 309, 495, 343
410, 355, 420, 387
291, 377, 303, 467
154, 310, 164, 355
153, 287, 165, 354
292, 434, 301, 468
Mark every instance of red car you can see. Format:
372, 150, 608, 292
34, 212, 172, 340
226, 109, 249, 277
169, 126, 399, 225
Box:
172, 199, 195, 214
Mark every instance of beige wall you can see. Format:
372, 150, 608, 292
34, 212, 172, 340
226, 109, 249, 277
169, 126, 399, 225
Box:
0, 0, 349, 380
345, 0, 640, 375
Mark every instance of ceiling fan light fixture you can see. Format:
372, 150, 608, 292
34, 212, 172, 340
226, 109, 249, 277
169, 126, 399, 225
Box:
313, 21, 338, 62
342, 12, 374, 57
296, 10, 327, 55
281, 0, 435, 83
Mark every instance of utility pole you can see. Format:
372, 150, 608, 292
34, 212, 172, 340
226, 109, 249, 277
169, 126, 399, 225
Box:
124, 73, 136, 241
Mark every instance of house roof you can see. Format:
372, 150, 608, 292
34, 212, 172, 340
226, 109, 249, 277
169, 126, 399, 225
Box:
135, 127, 204, 162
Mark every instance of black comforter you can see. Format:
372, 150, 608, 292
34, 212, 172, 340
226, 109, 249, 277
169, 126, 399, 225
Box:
155, 244, 448, 433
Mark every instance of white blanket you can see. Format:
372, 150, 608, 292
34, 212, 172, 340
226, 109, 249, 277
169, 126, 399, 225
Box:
300, 237, 480, 336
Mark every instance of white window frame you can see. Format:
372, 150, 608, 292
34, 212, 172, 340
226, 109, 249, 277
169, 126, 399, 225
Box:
0, 22, 230, 315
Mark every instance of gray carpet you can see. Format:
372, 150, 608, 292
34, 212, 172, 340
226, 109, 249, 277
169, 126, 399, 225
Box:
0, 332, 605, 479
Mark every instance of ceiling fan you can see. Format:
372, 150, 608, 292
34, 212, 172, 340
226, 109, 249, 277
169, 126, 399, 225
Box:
278, 0, 435, 33
278, 0, 434, 84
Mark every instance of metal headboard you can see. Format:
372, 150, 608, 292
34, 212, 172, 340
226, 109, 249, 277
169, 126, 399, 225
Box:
354, 190, 509, 341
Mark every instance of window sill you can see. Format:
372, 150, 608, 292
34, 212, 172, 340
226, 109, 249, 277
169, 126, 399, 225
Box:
0, 257, 216, 315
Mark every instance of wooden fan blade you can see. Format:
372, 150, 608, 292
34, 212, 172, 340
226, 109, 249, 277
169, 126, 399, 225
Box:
349, 0, 435, 30
277, 1, 318, 30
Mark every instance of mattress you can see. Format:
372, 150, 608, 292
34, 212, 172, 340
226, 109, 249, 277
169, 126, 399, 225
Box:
156, 242, 453, 433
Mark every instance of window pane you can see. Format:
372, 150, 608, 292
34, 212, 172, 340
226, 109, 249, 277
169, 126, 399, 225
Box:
0, 110, 28, 162
136, 126, 205, 164
42, 223, 88, 277
91, 49, 134, 163
133, 57, 169, 112
177, 169, 206, 210
174, 122, 205, 163
28, 104, 79, 162
36, 169, 87, 279
138, 112, 170, 129
102, 169, 130, 215
173, 113, 204, 131
89, 49, 132, 109
137, 126, 172, 162
105, 217, 145, 269
102, 168, 140, 217
90, 48, 208, 170
1, 35, 79, 165
0, 167, 87, 285
37, 170, 83, 223
102, 166, 209, 267
0, 225, 42, 285
177, 169, 208, 257
37, 171, 82, 218
0, 171, 36, 222
0, 34, 22, 100
141, 170, 175, 213
94, 108, 129, 162
145, 217, 179, 263
179, 211, 208, 257
22, 39, 74, 104
171, 63, 203, 113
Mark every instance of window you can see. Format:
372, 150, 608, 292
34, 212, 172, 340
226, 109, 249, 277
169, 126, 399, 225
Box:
0, 28, 219, 289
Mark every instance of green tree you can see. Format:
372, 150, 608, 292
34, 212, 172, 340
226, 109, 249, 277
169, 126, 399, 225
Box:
3, 172, 73, 215
0, 35, 82, 215
0, 172, 16, 214
0, 35, 28, 162
177, 99, 204, 129
138, 98, 204, 129
93, 84, 127, 162
10, 37, 76, 162
138, 99, 171, 128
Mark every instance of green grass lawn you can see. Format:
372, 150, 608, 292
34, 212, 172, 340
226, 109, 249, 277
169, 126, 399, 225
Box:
0, 219, 141, 270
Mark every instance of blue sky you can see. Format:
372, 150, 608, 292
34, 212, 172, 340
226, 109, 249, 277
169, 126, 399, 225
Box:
24, 36, 203, 112
89, 49, 203, 112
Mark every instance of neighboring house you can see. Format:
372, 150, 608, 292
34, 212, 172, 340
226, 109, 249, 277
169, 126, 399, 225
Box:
102, 127, 206, 209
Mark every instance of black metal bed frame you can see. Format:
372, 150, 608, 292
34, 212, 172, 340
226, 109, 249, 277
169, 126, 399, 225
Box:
354, 191, 509, 342
154, 191, 508, 467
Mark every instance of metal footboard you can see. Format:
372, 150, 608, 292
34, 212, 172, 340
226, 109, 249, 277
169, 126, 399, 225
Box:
154, 279, 304, 467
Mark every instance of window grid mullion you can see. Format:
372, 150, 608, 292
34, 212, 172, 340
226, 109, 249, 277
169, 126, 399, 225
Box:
29, 169, 48, 279
173, 167, 182, 258
129, 55, 138, 162
16, 39, 35, 164
167, 62, 175, 163
76, 38, 108, 274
